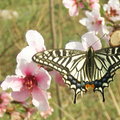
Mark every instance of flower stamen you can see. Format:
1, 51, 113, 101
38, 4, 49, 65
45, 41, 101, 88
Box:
106, 7, 119, 17
23, 75, 37, 90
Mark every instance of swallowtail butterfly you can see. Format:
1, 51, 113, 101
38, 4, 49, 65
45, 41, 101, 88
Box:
32, 47, 120, 103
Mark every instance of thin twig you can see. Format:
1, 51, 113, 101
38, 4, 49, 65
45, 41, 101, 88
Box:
98, 93, 111, 120
52, 102, 75, 120
58, 0, 63, 48
56, 84, 62, 119
0, 43, 14, 58
49, 0, 62, 120
109, 86, 120, 116
36, 4, 48, 27
49, 0, 57, 48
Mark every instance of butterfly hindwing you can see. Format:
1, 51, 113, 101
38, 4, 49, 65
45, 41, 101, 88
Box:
93, 60, 120, 101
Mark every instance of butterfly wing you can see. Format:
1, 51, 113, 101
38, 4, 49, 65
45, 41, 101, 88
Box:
93, 60, 120, 102
83, 47, 120, 81
32, 49, 87, 103
32, 47, 120, 103
95, 47, 120, 69
32, 49, 86, 81
92, 47, 120, 101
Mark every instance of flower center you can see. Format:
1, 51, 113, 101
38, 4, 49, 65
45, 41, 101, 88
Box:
96, 20, 102, 25
106, 7, 119, 17
92, 19, 102, 26
23, 75, 37, 90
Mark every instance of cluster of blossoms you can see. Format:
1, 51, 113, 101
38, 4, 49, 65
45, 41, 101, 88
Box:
1, 30, 53, 118
0, 30, 102, 118
65, 31, 102, 51
103, 0, 120, 22
63, 0, 99, 16
1, 30, 102, 118
63, 0, 120, 40
0, 92, 12, 117
0, 0, 120, 119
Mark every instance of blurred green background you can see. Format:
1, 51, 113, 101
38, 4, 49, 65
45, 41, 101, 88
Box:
0, 0, 120, 120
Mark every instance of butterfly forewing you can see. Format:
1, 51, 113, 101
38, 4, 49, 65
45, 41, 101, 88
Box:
32, 49, 86, 81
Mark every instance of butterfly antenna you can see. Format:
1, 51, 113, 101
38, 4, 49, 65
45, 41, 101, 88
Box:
100, 33, 107, 39
90, 33, 108, 47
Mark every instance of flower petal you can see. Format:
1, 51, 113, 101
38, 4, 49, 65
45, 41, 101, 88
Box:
69, 5, 79, 16
32, 87, 49, 111
1, 75, 23, 91
91, 3, 100, 9
81, 31, 102, 51
35, 68, 51, 90
63, 0, 74, 8
15, 59, 39, 76
49, 71, 65, 86
79, 18, 87, 26
26, 30, 46, 52
65, 41, 85, 51
11, 88, 30, 102
85, 11, 95, 21
17, 46, 36, 63
63, 0, 79, 16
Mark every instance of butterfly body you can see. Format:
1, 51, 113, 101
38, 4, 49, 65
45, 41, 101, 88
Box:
32, 46, 120, 103
85, 47, 95, 81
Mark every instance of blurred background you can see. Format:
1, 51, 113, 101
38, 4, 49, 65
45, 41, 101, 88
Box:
0, 0, 120, 120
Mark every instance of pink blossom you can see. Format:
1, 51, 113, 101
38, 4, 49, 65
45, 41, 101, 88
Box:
88, 0, 99, 8
79, 2, 84, 9
65, 31, 102, 51
1, 59, 51, 111
50, 71, 65, 86
78, 0, 99, 9
0, 92, 11, 117
103, 0, 120, 22
26, 30, 45, 52
79, 7, 109, 36
40, 107, 54, 119
19, 30, 64, 87
63, 0, 80, 16
17, 30, 46, 62
40, 92, 53, 119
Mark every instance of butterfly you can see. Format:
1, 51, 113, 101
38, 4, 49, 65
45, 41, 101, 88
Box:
32, 46, 120, 103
